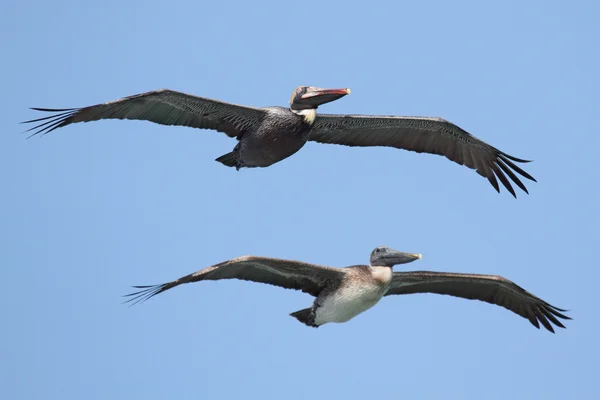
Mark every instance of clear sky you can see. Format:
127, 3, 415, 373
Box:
2, 0, 598, 399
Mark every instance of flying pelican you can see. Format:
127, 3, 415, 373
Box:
23, 86, 536, 196
125, 246, 570, 332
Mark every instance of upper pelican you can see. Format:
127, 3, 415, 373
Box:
23, 86, 536, 197
125, 246, 570, 332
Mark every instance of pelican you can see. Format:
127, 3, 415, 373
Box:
23, 86, 536, 196
125, 246, 570, 332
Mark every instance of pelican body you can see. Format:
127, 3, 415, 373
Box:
218, 105, 315, 169
24, 86, 536, 196
293, 255, 410, 326
126, 247, 570, 332
227, 106, 310, 168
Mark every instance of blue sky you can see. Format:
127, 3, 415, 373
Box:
2, 0, 598, 399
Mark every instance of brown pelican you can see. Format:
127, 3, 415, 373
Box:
125, 246, 570, 332
23, 86, 535, 197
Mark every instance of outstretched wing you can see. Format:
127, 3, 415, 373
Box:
124, 255, 346, 305
22, 89, 266, 138
386, 271, 570, 332
310, 114, 535, 197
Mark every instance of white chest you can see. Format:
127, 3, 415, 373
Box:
314, 269, 392, 325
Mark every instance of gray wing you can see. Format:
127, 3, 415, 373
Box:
124, 255, 346, 305
310, 114, 535, 197
385, 271, 570, 333
22, 89, 266, 138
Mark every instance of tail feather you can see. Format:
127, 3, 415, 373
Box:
290, 308, 319, 328
215, 151, 238, 168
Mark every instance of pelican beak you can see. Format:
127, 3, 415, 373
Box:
383, 250, 422, 265
298, 87, 351, 108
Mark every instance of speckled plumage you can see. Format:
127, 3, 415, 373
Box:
124, 247, 570, 332
311, 266, 392, 326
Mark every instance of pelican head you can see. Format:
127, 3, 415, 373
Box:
289, 86, 350, 111
370, 246, 422, 267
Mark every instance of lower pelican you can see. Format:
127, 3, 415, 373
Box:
125, 246, 570, 332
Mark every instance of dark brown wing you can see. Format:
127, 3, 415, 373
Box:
386, 271, 570, 332
124, 255, 346, 305
22, 89, 266, 138
310, 114, 535, 197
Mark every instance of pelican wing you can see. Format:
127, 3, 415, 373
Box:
124, 256, 346, 305
22, 89, 266, 138
385, 271, 570, 332
310, 114, 535, 197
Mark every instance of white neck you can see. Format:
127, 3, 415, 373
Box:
370, 266, 393, 286
292, 108, 317, 125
